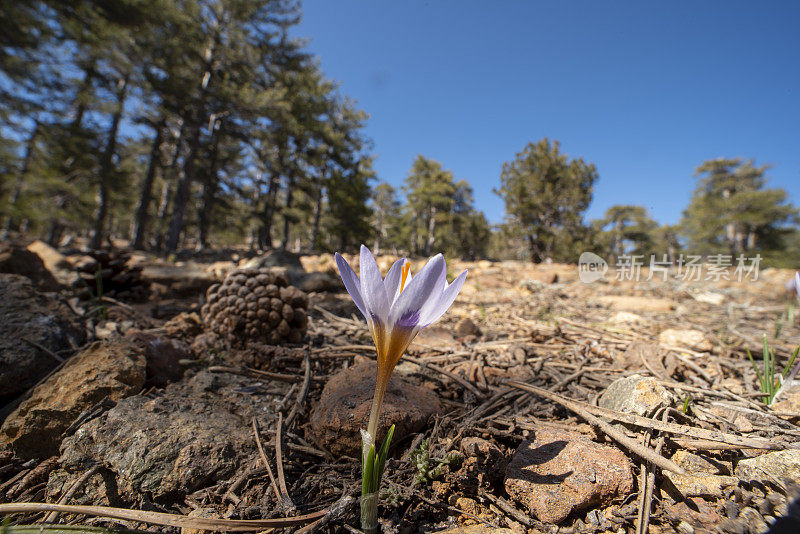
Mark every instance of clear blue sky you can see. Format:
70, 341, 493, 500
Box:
294, 1, 800, 225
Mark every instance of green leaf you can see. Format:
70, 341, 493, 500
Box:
782, 346, 800, 379
362, 444, 376, 495
373, 424, 395, 488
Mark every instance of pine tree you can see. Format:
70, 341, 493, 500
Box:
496, 138, 597, 263
681, 158, 798, 255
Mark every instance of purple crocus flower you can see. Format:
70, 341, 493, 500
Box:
334, 245, 467, 441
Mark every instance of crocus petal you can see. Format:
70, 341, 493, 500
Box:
420, 270, 468, 327
388, 254, 446, 330
383, 259, 406, 303
360, 245, 390, 324
335, 253, 368, 319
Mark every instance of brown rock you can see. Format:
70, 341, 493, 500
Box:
26, 240, 79, 286
455, 317, 480, 337
0, 274, 85, 398
593, 295, 676, 312
771, 385, 800, 415
659, 329, 713, 352
435, 526, 514, 534
0, 340, 146, 459
309, 361, 441, 456
665, 497, 724, 530
0, 243, 61, 290
125, 331, 187, 387
504, 428, 633, 524
162, 312, 204, 339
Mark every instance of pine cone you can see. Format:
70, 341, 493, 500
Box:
77, 248, 149, 302
201, 267, 309, 346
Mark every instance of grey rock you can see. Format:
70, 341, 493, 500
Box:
54, 370, 267, 503
0, 274, 85, 398
735, 450, 800, 485
598, 374, 674, 417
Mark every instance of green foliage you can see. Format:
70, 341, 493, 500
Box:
495, 138, 597, 263
595, 205, 658, 259
746, 336, 799, 405
409, 438, 462, 485
681, 158, 799, 258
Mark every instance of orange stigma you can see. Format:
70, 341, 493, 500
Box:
400, 261, 411, 292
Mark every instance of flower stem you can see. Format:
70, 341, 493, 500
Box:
361, 383, 388, 533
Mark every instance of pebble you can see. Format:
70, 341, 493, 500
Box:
598, 374, 674, 417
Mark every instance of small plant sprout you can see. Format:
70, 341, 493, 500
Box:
746, 335, 800, 405
335, 245, 467, 534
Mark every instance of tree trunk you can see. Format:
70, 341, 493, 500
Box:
310, 183, 324, 251
3, 122, 40, 235
746, 230, 756, 251
164, 115, 202, 254
164, 46, 214, 254
132, 118, 166, 250
90, 75, 129, 249
280, 173, 296, 250
259, 170, 281, 249
198, 120, 224, 250
71, 63, 95, 131
425, 206, 437, 256
527, 233, 543, 264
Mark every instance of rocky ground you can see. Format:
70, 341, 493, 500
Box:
1, 239, 799, 534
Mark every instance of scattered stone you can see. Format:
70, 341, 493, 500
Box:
664, 470, 737, 498
94, 321, 119, 340
434, 526, 514, 534
658, 328, 713, 352
0, 274, 85, 398
609, 311, 647, 324
520, 271, 558, 286
453, 437, 508, 492
599, 374, 674, 417
504, 428, 634, 524
0, 242, 61, 290
436, 525, 516, 534
771, 385, 800, 415
593, 295, 676, 312
125, 330, 188, 387
0, 340, 146, 459
455, 317, 480, 337
416, 326, 459, 351
739, 506, 769, 534
162, 312, 204, 339
735, 450, 800, 484
309, 360, 441, 456
52, 370, 264, 503
665, 496, 724, 530
26, 240, 80, 286
693, 291, 725, 306
181, 508, 221, 534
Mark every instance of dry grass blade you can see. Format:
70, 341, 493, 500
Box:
274, 412, 296, 513
251, 417, 282, 505
0, 503, 326, 531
